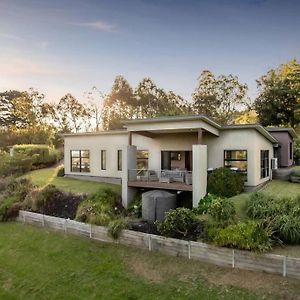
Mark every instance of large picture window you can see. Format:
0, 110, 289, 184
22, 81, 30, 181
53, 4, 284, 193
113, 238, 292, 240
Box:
117, 150, 122, 171
224, 150, 247, 175
137, 150, 149, 169
71, 150, 90, 173
101, 150, 106, 170
261, 150, 269, 178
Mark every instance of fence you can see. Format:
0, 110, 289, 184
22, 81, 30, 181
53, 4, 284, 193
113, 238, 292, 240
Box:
17, 210, 300, 280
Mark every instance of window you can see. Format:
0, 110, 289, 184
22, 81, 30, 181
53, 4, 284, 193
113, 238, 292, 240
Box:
71, 150, 90, 173
224, 150, 247, 175
261, 150, 269, 178
101, 150, 106, 170
290, 142, 293, 160
137, 150, 149, 169
117, 150, 122, 171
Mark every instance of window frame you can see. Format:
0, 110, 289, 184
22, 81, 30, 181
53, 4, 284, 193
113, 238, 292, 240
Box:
101, 150, 107, 170
70, 150, 90, 173
260, 150, 269, 179
137, 150, 149, 170
223, 150, 248, 180
117, 150, 122, 171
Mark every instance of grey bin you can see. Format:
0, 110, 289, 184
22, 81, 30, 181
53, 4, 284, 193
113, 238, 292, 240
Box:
142, 190, 177, 222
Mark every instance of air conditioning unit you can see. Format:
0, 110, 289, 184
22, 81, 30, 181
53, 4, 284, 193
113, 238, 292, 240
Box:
271, 158, 278, 170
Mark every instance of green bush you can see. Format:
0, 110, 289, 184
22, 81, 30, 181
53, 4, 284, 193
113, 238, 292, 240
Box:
75, 188, 121, 226
195, 194, 222, 215
13, 144, 61, 167
246, 193, 300, 244
156, 208, 205, 241
108, 218, 128, 239
56, 165, 65, 177
127, 193, 142, 218
208, 221, 273, 252
0, 151, 35, 176
208, 198, 236, 227
207, 167, 244, 197
0, 195, 19, 221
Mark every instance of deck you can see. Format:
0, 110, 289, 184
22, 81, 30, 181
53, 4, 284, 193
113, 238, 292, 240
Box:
128, 180, 193, 191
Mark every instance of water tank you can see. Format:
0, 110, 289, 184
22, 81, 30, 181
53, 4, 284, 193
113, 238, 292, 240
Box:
142, 190, 177, 222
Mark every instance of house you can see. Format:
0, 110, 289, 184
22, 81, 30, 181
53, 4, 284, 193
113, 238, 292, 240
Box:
267, 128, 297, 167
63, 115, 294, 208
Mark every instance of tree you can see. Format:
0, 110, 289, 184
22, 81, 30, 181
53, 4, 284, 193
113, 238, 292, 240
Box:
85, 87, 105, 131
102, 76, 135, 130
192, 71, 249, 124
254, 60, 300, 128
192, 70, 219, 119
0, 90, 23, 128
50, 94, 90, 133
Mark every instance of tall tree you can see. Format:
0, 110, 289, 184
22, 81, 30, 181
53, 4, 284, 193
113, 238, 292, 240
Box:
254, 60, 300, 128
102, 76, 135, 130
192, 71, 249, 124
192, 70, 219, 119
50, 94, 90, 133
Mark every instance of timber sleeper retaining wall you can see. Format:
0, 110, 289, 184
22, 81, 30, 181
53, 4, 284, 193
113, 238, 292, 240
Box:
16, 210, 300, 280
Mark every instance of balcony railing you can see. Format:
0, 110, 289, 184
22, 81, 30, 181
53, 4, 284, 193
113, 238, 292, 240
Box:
128, 169, 193, 185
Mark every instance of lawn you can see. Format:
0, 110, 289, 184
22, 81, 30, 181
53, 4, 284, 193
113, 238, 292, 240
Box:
0, 223, 299, 300
23, 167, 121, 194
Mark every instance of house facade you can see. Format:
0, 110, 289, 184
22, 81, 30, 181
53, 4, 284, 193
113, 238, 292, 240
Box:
64, 115, 285, 208
267, 128, 297, 167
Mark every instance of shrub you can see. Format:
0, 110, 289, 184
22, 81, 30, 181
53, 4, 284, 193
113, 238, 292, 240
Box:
0, 151, 35, 176
127, 193, 142, 218
108, 218, 128, 239
24, 185, 85, 219
0, 195, 19, 221
208, 221, 273, 252
273, 214, 300, 244
75, 188, 121, 226
246, 193, 300, 244
156, 208, 205, 241
207, 167, 244, 197
13, 144, 61, 167
56, 165, 65, 177
195, 194, 222, 215
208, 198, 236, 227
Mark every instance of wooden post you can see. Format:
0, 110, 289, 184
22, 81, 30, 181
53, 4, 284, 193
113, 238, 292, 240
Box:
128, 131, 132, 146
197, 128, 203, 145
232, 249, 235, 268
148, 235, 152, 251
188, 241, 191, 259
283, 256, 287, 277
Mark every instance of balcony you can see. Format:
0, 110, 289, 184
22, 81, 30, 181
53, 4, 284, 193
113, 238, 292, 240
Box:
127, 169, 193, 191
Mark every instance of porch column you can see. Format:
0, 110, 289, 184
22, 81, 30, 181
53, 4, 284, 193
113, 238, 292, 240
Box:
128, 131, 132, 146
192, 144, 207, 207
197, 128, 203, 145
122, 145, 137, 208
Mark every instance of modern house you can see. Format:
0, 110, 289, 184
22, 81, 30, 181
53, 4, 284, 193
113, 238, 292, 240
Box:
64, 115, 295, 208
267, 128, 297, 167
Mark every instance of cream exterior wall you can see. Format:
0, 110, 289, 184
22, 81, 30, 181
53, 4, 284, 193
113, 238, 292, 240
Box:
204, 129, 274, 186
64, 128, 274, 187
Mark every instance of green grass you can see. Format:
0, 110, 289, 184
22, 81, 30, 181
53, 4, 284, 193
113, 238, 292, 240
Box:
0, 223, 299, 300
23, 167, 121, 194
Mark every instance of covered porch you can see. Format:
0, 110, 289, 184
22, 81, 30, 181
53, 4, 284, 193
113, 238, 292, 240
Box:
122, 116, 221, 208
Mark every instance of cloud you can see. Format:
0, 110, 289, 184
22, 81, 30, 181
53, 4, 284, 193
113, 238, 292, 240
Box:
0, 32, 24, 41
71, 20, 116, 32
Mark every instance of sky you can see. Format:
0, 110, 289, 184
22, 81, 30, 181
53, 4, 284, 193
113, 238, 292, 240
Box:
0, 0, 299, 103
